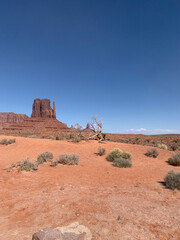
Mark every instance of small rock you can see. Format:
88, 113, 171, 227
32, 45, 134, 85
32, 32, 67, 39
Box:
117, 215, 121, 221
32, 228, 62, 240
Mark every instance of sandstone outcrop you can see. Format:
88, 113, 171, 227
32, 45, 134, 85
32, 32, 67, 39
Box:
32, 222, 95, 240
0, 112, 28, 129
31, 99, 56, 118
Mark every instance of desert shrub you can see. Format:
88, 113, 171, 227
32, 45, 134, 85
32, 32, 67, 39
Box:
37, 152, 53, 164
5, 158, 39, 172
145, 148, 159, 158
56, 136, 59, 140
16, 158, 34, 171
0, 139, 9, 145
145, 139, 150, 144
168, 153, 180, 166
106, 148, 131, 162
31, 160, 39, 170
113, 157, 132, 168
97, 147, 106, 156
157, 143, 168, 150
50, 161, 58, 167
169, 144, 178, 151
0, 138, 16, 145
164, 171, 180, 190
18, 165, 31, 172
121, 151, 132, 159
8, 138, 16, 144
151, 140, 158, 147
56, 153, 79, 165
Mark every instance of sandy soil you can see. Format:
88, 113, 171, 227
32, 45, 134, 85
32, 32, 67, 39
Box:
0, 136, 180, 240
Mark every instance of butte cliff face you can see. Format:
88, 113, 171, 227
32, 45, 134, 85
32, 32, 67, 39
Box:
3, 98, 69, 132
0, 113, 29, 129
31, 99, 56, 118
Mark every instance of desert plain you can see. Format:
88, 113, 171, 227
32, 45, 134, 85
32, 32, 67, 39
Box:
0, 135, 180, 240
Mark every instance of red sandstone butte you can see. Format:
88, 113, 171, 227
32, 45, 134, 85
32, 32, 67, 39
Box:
31, 98, 56, 118
3, 99, 69, 132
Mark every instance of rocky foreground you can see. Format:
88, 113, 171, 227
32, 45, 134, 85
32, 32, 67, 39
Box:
0, 137, 179, 239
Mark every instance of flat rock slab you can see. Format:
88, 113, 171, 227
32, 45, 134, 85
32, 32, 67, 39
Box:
32, 222, 94, 240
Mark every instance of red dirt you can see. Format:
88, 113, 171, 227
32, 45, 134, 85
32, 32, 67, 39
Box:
0, 136, 180, 240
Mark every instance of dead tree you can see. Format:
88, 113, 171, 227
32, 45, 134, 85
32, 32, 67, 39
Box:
88, 116, 106, 142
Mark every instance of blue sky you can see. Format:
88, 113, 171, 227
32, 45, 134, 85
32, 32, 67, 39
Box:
0, 0, 180, 134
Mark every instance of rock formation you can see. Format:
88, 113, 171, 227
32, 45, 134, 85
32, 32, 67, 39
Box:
2, 98, 69, 132
32, 222, 95, 240
0, 112, 29, 129
31, 99, 56, 118
82, 123, 94, 133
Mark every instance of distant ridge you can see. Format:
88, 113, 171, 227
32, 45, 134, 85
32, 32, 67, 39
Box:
0, 112, 29, 129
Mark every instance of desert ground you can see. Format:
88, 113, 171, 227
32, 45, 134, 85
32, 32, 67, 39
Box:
0, 136, 180, 240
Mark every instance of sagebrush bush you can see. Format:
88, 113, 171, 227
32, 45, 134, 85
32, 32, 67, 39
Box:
37, 152, 53, 164
50, 161, 58, 167
8, 138, 16, 144
0, 138, 16, 145
170, 144, 178, 151
157, 143, 168, 150
168, 153, 180, 166
0, 139, 8, 145
113, 157, 132, 168
106, 148, 131, 162
164, 171, 180, 190
56, 153, 79, 165
18, 165, 31, 172
17, 158, 35, 172
145, 148, 159, 158
97, 147, 106, 156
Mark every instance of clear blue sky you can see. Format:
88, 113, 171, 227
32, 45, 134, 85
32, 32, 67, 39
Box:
0, 0, 180, 134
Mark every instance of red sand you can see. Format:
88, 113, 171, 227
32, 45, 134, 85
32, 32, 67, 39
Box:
0, 136, 180, 240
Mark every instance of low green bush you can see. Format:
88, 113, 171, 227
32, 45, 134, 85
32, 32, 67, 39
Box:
145, 148, 159, 158
106, 148, 131, 162
97, 147, 106, 156
168, 153, 180, 166
56, 153, 79, 165
164, 171, 180, 190
113, 158, 132, 168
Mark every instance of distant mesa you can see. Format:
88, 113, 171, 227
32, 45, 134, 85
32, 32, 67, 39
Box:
0, 112, 29, 129
2, 98, 69, 132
